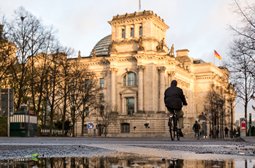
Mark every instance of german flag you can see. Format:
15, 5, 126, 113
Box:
214, 50, 222, 60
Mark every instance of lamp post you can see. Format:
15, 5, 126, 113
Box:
27, 97, 31, 137
219, 100, 223, 139
230, 101, 233, 138
7, 89, 10, 137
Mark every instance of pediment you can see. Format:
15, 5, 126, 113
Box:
120, 87, 138, 95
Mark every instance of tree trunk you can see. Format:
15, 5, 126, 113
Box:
104, 126, 107, 137
72, 117, 75, 137
62, 83, 67, 137
81, 103, 85, 137
244, 68, 248, 136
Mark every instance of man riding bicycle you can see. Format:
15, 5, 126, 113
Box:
164, 80, 187, 136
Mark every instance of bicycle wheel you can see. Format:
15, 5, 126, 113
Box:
168, 119, 174, 141
173, 118, 177, 140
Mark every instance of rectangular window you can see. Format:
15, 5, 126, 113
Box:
20, 123, 25, 129
100, 106, 104, 116
122, 29, 125, 38
85, 107, 89, 117
100, 78, 104, 88
126, 97, 134, 115
100, 93, 104, 102
135, 74, 138, 86
130, 28, 134, 37
128, 73, 134, 86
121, 123, 130, 133
85, 79, 89, 89
139, 26, 143, 36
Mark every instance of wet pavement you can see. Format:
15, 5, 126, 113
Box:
0, 156, 254, 168
0, 137, 255, 167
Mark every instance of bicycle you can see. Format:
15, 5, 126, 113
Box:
168, 110, 180, 141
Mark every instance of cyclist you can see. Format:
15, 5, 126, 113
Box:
164, 80, 188, 136
193, 121, 200, 139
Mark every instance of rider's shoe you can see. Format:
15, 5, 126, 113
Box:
178, 129, 184, 137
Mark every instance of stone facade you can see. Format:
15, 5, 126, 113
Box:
71, 10, 235, 137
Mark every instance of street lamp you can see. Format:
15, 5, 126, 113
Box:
27, 97, 31, 137
230, 101, 233, 138
219, 100, 223, 139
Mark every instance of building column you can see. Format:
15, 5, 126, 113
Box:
168, 71, 175, 83
137, 65, 145, 113
158, 66, 166, 113
110, 68, 118, 111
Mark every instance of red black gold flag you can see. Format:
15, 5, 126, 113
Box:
214, 50, 222, 60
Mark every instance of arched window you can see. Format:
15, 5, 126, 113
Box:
123, 72, 138, 86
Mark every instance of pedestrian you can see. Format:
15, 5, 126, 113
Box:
225, 127, 229, 138
216, 127, 219, 138
193, 121, 200, 139
210, 130, 213, 138
233, 128, 236, 137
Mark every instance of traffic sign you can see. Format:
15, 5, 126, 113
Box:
87, 123, 94, 130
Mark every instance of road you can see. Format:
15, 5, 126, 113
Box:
0, 137, 254, 160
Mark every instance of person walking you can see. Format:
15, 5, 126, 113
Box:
233, 128, 236, 137
225, 127, 229, 138
193, 121, 200, 139
216, 127, 219, 138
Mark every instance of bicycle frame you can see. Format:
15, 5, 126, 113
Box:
168, 111, 180, 141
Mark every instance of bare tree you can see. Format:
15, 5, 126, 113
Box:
4, 7, 58, 112
46, 50, 65, 136
57, 51, 72, 136
97, 103, 118, 137
206, 84, 229, 139
226, 0, 255, 134
0, 23, 17, 86
66, 59, 100, 137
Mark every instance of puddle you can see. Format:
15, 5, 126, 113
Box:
0, 157, 255, 168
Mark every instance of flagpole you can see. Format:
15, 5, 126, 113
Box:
139, 0, 141, 12
214, 51, 215, 65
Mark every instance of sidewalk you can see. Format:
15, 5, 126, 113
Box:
240, 136, 255, 143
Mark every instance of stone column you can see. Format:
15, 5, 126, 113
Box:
110, 68, 118, 111
158, 66, 166, 113
168, 71, 175, 83
137, 65, 145, 113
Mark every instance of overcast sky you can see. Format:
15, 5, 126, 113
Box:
0, 0, 254, 119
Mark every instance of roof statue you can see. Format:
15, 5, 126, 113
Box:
78, 50, 81, 58
169, 44, 175, 57
137, 36, 144, 51
156, 38, 165, 52
92, 48, 96, 57
108, 40, 117, 54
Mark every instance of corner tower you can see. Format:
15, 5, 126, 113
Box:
108, 10, 170, 54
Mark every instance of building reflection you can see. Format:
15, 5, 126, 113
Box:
0, 157, 252, 168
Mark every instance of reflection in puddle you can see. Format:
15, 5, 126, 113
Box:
0, 157, 254, 168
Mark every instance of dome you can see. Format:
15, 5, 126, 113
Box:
89, 35, 111, 56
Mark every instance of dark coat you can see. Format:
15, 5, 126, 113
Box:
164, 80, 187, 111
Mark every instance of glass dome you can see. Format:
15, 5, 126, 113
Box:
89, 35, 111, 56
